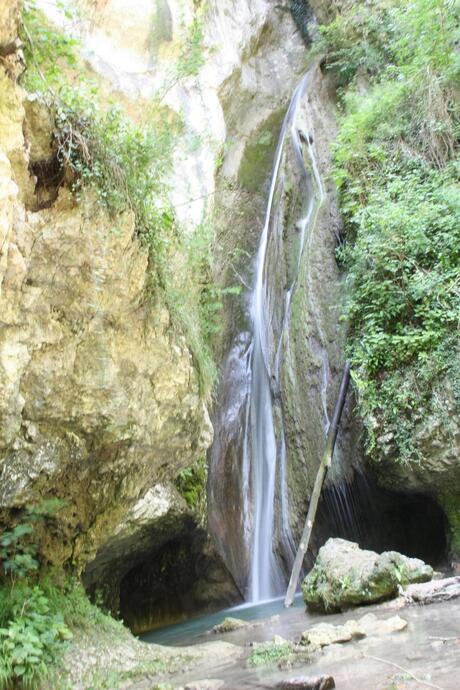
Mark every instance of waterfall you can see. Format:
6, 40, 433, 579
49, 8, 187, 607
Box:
243, 71, 326, 602
208, 67, 328, 603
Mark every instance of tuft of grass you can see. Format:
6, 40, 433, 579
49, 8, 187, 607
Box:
175, 456, 207, 521
247, 642, 293, 667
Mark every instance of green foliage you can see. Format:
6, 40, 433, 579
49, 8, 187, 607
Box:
0, 585, 71, 689
343, 163, 460, 460
21, 1, 177, 277
326, 0, 459, 169
0, 500, 65, 584
20, 0, 79, 93
341, 162, 460, 374
176, 17, 205, 80
58, 94, 176, 281
247, 642, 293, 667
324, 0, 460, 465
0, 524, 37, 581
317, 0, 399, 86
42, 577, 124, 635
175, 457, 207, 517
165, 216, 241, 396
0, 506, 72, 689
0, 501, 124, 690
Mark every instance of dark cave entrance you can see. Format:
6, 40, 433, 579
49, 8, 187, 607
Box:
118, 528, 240, 634
315, 472, 448, 567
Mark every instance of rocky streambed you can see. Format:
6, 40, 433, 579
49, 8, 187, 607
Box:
60, 540, 460, 690
61, 581, 460, 690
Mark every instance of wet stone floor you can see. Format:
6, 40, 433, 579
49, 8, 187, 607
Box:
143, 596, 460, 690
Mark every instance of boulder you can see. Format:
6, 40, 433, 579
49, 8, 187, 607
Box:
212, 617, 249, 634
302, 539, 433, 611
301, 620, 365, 648
300, 613, 407, 649
358, 613, 407, 636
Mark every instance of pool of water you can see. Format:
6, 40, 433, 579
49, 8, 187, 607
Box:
140, 594, 304, 647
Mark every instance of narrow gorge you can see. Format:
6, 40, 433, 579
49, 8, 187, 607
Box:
0, 0, 459, 688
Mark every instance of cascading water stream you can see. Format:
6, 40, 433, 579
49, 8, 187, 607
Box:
243, 71, 326, 602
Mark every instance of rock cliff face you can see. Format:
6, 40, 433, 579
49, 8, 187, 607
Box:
1, 0, 457, 632
0, 0, 320, 625
207, 6, 314, 593
0, 52, 213, 571
0, 1, 228, 626
371, 384, 460, 559
0, 0, 21, 48
208, 60, 363, 593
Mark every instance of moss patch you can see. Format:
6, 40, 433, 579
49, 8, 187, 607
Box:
237, 109, 285, 192
439, 492, 460, 559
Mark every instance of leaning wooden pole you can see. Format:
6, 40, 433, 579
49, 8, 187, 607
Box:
284, 362, 351, 608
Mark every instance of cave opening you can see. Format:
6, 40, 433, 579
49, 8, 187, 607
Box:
316, 471, 448, 567
108, 472, 448, 636
118, 528, 241, 635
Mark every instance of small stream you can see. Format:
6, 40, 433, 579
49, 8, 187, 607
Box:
142, 597, 460, 690
140, 595, 305, 647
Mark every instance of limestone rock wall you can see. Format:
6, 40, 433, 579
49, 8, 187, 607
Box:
0, 0, 22, 48
280, 65, 361, 534
0, 10, 212, 572
1, 0, 317, 619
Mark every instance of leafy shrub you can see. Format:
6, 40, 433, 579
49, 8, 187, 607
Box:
324, 0, 460, 464
56, 92, 176, 282
0, 585, 71, 689
0, 501, 126, 689
0, 523, 38, 582
165, 217, 241, 396
20, 0, 79, 93
317, 0, 399, 85
0, 505, 72, 689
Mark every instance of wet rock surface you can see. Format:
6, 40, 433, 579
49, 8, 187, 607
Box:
402, 576, 460, 605
134, 597, 460, 690
212, 617, 250, 634
300, 613, 407, 650
184, 680, 225, 690
275, 677, 335, 690
302, 539, 433, 611
301, 620, 365, 647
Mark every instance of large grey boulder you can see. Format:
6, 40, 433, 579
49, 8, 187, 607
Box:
302, 538, 433, 611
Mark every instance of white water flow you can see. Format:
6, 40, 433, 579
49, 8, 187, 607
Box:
244, 73, 325, 602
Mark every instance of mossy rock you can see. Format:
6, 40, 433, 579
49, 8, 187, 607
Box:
237, 110, 284, 192
302, 538, 433, 612
212, 616, 248, 633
